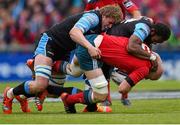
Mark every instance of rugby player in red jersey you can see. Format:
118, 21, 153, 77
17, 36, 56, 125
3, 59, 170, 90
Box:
85, 0, 141, 19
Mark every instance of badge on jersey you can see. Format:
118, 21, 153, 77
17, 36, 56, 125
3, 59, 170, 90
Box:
87, 0, 98, 3
123, 0, 134, 8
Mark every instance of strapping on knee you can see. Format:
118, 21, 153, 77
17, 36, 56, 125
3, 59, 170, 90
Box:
35, 65, 52, 79
89, 75, 108, 94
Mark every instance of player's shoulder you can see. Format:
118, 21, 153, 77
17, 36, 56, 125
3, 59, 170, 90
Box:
124, 17, 152, 26
138, 17, 153, 26
87, 0, 99, 4
84, 10, 99, 17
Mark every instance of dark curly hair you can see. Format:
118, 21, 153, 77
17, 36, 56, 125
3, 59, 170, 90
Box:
152, 23, 171, 41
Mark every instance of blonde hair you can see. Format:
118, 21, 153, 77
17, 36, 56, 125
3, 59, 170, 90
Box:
99, 5, 123, 23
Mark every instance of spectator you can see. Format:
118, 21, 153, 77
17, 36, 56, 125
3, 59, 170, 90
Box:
0, 0, 179, 51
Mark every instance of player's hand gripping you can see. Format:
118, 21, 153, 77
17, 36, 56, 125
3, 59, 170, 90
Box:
150, 53, 158, 72
87, 45, 101, 59
150, 59, 158, 72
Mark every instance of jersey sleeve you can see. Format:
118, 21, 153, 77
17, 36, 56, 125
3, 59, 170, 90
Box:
133, 23, 150, 42
74, 12, 99, 33
121, 0, 139, 13
128, 66, 150, 84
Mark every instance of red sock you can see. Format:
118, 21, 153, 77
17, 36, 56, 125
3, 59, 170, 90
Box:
52, 61, 61, 72
66, 92, 85, 105
121, 93, 128, 99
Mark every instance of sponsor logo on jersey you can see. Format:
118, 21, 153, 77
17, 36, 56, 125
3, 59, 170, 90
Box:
88, 0, 98, 4
47, 51, 54, 56
123, 0, 133, 8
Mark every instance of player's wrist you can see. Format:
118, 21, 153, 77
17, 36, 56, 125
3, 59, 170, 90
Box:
87, 44, 95, 51
150, 53, 156, 61
86, 42, 93, 49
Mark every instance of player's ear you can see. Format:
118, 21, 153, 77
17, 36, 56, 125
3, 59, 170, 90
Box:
151, 28, 156, 36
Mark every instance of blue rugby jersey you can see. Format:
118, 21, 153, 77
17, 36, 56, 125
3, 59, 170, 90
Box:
107, 17, 152, 45
46, 10, 102, 52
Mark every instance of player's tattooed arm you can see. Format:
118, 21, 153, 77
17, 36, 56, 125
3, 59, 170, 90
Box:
127, 35, 151, 60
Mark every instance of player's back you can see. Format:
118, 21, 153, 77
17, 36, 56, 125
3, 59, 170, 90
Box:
46, 12, 84, 51
107, 17, 152, 38
46, 10, 101, 51
99, 34, 152, 74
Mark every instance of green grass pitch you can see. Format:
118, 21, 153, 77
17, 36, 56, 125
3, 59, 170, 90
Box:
0, 80, 180, 124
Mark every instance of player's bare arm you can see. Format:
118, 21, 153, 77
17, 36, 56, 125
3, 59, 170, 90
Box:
127, 35, 152, 60
70, 27, 101, 59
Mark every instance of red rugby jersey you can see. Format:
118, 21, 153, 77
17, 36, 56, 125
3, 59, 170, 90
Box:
99, 34, 152, 84
85, 0, 139, 19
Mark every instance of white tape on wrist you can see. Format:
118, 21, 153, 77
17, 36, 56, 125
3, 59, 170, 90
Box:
150, 53, 157, 61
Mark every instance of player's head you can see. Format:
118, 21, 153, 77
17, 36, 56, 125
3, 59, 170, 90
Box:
99, 5, 123, 31
146, 53, 164, 80
149, 23, 171, 44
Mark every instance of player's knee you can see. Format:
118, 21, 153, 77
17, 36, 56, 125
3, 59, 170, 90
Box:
34, 81, 48, 93
35, 86, 46, 93
33, 65, 51, 92
89, 75, 108, 101
68, 63, 83, 77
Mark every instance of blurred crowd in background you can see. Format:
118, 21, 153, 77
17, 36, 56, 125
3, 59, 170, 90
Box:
0, 0, 179, 52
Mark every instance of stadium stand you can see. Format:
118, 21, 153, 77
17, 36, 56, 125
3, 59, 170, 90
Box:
0, 0, 179, 52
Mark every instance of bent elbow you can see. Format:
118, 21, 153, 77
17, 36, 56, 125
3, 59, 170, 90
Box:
127, 45, 136, 54
69, 28, 75, 39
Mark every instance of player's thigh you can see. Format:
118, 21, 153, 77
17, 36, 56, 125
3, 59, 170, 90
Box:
34, 54, 52, 66
69, 55, 84, 77
72, 55, 79, 65
33, 55, 52, 88
76, 34, 103, 71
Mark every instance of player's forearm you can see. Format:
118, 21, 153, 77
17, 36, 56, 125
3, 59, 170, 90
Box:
127, 43, 151, 60
128, 45, 157, 61
127, 35, 151, 60
69, 28, 93, 49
